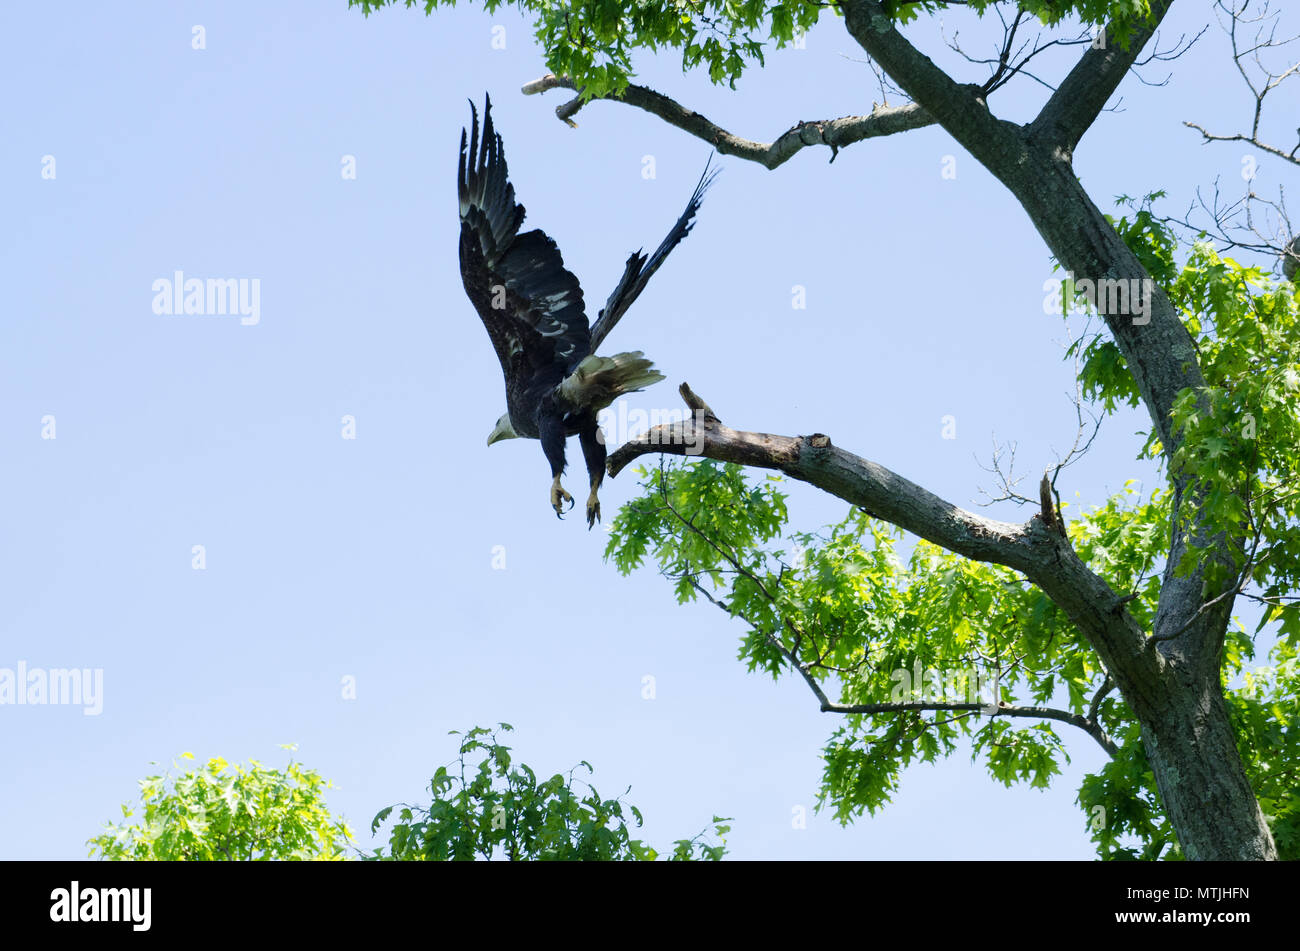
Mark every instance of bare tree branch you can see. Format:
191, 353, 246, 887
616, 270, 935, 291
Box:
946, 9, 1096, 98
1185, 121, 1300, 167
1184, 0, 1300, 168
521, 73, 936, 169
1155, 179, 1296, 277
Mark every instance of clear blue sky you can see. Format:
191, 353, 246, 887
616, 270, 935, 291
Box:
1, 2, 1278, 859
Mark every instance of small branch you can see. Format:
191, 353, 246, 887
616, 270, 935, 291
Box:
522, 74, 936, 169
1183, 1, 1300, 168
1088, 674, 1115, 725
679, 381, 716, 419
686, 575, 837, 710
1038, 473, 1062, 535
1184, 121, 1300, 167
975, 434, 1033, 507
1155, 178, 1295, 275
1147, 502, 1265, 646
945, 9, 1097, 99
680, 516, 1118, 759
822, 699, 1118, 758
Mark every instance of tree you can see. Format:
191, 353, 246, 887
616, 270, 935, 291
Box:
88, 748, 354, 861
351, 0, 1300, 859
90, 730, 728, 861
368, 724, 729, 860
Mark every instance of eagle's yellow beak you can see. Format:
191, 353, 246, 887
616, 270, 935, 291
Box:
487, 413, 518, 446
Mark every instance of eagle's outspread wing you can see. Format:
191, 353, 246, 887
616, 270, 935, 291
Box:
589, 156, 720, 353
459, 96, 717, 529
458, 95, 591, 379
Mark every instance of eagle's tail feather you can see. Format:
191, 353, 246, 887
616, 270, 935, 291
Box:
559, 351, 666, 410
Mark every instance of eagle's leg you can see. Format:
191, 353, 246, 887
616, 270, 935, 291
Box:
550, 476, 573, 517
539, 409, 574, 519
579, 420, 607, 530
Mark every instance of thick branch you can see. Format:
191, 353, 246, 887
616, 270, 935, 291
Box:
522, 74, 935, 169
608, 384, 1164, 718
610, 388, 1026, 563
1031, 1, 1176, 156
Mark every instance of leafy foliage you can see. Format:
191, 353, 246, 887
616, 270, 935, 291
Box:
606, 462, 1123, 823
605, 270, 1300, 861
368, 724, 729, 860
92, 731, 728, 861
1228, 639, 1300, 857
88, 747, 353, 861
349, 0, 1155, 97
1071, 198, 1300, 639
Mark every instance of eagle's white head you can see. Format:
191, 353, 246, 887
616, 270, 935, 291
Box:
487, 413, 519, 446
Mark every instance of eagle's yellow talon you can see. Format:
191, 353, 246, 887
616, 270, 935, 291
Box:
551, 478, 573, 517
586, 492, 601, 530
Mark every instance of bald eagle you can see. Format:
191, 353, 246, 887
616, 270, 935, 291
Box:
459, 95, 717, 528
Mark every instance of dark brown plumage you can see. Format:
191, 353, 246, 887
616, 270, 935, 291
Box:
457, 94, 717, 526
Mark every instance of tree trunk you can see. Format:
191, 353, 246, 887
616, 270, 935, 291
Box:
1142, 674, 1276, 859
1003, 157, 1277, 860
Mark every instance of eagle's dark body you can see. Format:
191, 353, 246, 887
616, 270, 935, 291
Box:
458, 95, 715, 526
